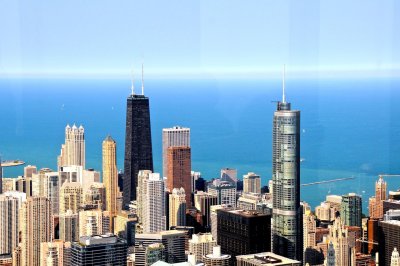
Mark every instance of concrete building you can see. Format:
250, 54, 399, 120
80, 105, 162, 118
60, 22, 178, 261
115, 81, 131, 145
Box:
14, 176, 33, 197
39, 241, 71, 266
114, 211, 136, 246
24, 165, 37, 178
203, 246, 230, 266
237, 193, 261, 211
303, 206, 316, 255
369, 176, 387, 220
143, 172, 166, 233
136, 170, 153, 224
166, 146, 192, 207
59, 210, 79, 242
189, 233, 218, 263
102, 135, 119, 224
20, 197, 52, 266
83, 182, 106, 210
221, 168, 237, 187
123, 87, 154, 207
243, 172, 261, 194
70, 234, 127, 265
79, 209, 111, 237
210, 205, 235, 242
341, 193, 362, 227
236, 252, 301, 266
59, 182, 83, 214
271, 82, 302, 261
326, 217, 356, 266
208, 180, 236, 207
0, 195, 19, 256
169, 187, 187, 228
162, 126, 190, 178
217, 210, 271, 261
194, 191, 218, 230
135, 230, 186, 265
58, 124, 85, 169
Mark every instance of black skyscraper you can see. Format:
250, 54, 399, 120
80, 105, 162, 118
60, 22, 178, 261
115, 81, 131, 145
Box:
123, 89, 153, 208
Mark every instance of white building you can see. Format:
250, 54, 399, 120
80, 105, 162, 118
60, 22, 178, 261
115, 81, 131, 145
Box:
243, 172, 261, 194
143, 173, 166, 233
58, 124, 85, 169
189, 233, 217, 263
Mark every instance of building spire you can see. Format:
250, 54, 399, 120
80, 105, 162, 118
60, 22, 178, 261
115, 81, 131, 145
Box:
282, 64, 286, 103
131, 69, 135, 95
141, 63, 144, 95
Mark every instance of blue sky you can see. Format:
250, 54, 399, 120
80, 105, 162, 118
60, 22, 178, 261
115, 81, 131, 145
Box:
0, 1, 399, 78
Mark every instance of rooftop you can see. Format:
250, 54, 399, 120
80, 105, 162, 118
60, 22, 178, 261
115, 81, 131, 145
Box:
236, 252, 301, 265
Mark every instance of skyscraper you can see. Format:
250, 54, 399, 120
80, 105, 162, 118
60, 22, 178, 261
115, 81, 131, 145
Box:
166, 146, 192, 207
243, 172, 261, 194
162, 126, 190, 177
272, 68, 302, 260
102, 135, 118, 220
208, 180, 236, 207
59, 182, 83, 214
20, 197, 52, 266
58, 124, 85, 169
0, 158, 3, 194
340, 193, 362, 227
369, 176, 387, 219
123, 68, 153, 207
40, 241, 71, 266
0, 195, 19, 255
59, 210, 79, 242
169, 187, 187, 228
143, 173, 166, 233
326, 217, 356, 266
220, 168, 237, 186
78, 209, 111, 237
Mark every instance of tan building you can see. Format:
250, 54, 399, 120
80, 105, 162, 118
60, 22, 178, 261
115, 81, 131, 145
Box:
166, 146, 192, 207
79, 209, 111, 237
369, 175, 387, 219
102, 136, 119, 226
32, 168, 52, 197
58, 124, 85, 169
20, 197, 52, 266
137, 170, 153, 223
83, 182, 106, 210
40, 241, 71, 266
189, 233, 217, 263
0, 195, 19, 255
194, 191, 218, 229
59, 182, 83, 214
24, 165, 37, 178
315, 201, 339, 222
203, 246, 230, 266
169, 187, 187, 228
114, 211, 137, 246
303, 205, 316, 260
59, 210, 79, 242
243, 172, 261, 194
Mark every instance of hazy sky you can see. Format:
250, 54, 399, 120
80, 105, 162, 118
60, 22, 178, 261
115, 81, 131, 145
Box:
0, 1, 399, 78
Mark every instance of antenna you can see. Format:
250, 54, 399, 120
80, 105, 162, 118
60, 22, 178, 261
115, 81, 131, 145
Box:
282, 64, 286, 103
141, 63, 144, 95
131, 68, 135, 95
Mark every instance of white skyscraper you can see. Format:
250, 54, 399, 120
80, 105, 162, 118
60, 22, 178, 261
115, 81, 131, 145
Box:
162, 126, 190, 177
143, 173, 166, 233
0, 195, 20, 255
58, 124, 85, 169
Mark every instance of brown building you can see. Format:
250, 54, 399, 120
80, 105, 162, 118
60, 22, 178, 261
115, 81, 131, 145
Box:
166, 146, 192, 207
368, 219, 379, 254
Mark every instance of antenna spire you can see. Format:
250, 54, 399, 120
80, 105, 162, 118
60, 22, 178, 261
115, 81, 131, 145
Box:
131, 69, 135, 95
141, 63, 144, 95
282, 64, 286, 103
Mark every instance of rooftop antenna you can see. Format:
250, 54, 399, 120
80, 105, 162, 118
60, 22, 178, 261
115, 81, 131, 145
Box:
141, 63, 144, 95
282, 64, 286, 103
131, 68, 135, 95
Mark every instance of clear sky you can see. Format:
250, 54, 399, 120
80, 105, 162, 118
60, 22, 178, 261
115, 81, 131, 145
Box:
0, 1, 399, 78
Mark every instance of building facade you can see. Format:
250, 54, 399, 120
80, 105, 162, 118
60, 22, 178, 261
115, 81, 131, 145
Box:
102, 135, 119, 221
169, 187, 187, 228
123, 91, 154, 207
162, 126, 190, 178
341, 193, 362, 227
143, 173, 166, 233
0, 195, 19, 255
271, 87, 302, 261
58, 124, 85, 169
59, 182, 83, 214
243, 172, 261, 194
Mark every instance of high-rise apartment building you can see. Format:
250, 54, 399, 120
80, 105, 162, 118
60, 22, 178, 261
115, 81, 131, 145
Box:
162, 126, 190, 177
102, 135, 118, 221
59, 210, 79, 242
20, 197, 52, 266
369, 176, 387, 219
303, 206, 316, 263
208, 180, 236, 207
0, 195, 19, 255
31, 168, 52, 197
83, 182, 106, 210
143, 173, 166, 233
40, 241, 71, 266
135, 230, 186, 265
243, 172, 261, 194
217, 209, 271, 262
189, 233, 218, 263
15, 176, 33, 197
23, 165, 37, 178
166, 146, 192, 207
78, 209, 111, 237
194, 191, 218, 229
70, 234, 127, 266
58, 124, 85, 169
123, 82, 154, 207
271, 78, 301, 260
210, 205, 235, 242
59, 182, 83, 214
169, 187, 187, 228
341, 193, 362, 227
